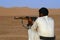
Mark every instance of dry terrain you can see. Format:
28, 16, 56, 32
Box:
0, 7, 60, 40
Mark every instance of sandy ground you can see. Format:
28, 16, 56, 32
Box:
0, 15, 60, 40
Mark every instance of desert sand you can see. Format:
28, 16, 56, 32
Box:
0, 7, 60, 40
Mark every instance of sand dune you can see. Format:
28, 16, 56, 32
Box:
0, 7, 60, 16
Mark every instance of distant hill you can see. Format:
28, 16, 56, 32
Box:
0, 7, 60, 16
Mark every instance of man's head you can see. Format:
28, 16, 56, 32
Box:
39, 7, 49, 17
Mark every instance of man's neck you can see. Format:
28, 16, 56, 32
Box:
39, 15, 48, 17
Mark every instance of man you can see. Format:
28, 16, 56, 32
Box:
14, 16, 40, 40
31, 7, 55, 40
20, 17, 39, 40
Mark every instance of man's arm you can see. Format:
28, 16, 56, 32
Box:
31, 19, 38, 31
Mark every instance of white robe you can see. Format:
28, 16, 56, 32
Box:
28, 29, 40, 40
21, 21, 40, 40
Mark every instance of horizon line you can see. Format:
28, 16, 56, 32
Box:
0, 6, 60, 9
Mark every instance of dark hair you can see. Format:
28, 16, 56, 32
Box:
39, 7, 49, 16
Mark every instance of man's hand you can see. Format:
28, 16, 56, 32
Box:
28, 18, 33, 25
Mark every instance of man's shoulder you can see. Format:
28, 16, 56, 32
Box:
36, 16, 54, 21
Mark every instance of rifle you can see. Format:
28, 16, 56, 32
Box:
14, 16, 37, 29
14, 16, 37, 21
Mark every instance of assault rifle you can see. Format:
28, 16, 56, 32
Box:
14, 16, 37, 21
14, 16, 37, 29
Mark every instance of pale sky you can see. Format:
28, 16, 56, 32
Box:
0, 0, 60, 8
